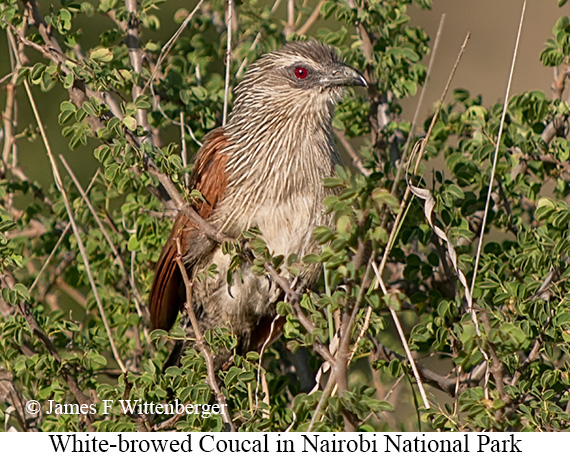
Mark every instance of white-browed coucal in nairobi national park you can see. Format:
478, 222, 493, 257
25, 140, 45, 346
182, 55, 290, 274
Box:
149, 40, 367, 365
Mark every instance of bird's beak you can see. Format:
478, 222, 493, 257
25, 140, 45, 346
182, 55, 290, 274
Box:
321, 64, 368, 88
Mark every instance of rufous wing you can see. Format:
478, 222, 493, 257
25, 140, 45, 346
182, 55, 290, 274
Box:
149, 127, 230, 330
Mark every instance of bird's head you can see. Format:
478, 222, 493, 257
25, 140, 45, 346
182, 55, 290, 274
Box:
230, 41, 367, 121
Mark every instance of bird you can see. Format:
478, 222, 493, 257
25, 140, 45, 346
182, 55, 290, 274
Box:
149, 40, 366, 365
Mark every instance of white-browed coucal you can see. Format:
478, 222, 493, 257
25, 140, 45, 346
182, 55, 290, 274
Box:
149, 41, 366, 361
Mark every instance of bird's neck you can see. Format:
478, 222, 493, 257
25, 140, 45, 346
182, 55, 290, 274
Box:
225, 90, 338, 165
213, 96, 341, 236
224, 97, 339, 187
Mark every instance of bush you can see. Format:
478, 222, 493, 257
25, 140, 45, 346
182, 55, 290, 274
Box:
1, 0, 570, 431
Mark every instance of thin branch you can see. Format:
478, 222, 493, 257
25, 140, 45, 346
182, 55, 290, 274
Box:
345, 0, 393, 154
142, 0, 205, 94
1, 33, 17, 174
335, 302, 359, 431
469, 0, 526, 309
28, 171, 99, 294
479, 313, 508, 405
332, 246, 374, 430
222, 0, 234, 126
21, 66, 127, 374
284, 0, 295, 36
372, 262, 430, 409
59, 157, 150, 330
390, 14, 445, 194
20, 0, 124, 121
16, 299, 95, 428
376, 30, 468, 292
174, 238, 236, 432
296, 0, 326, 36
149, 82, 203, 149
1, 12, 27, 202
180, 112, 190, 188
371, 340, 457, 396
383, 31, 470, 273
0, 371, 29, 431
146, 156, 231, 245
362, 35, 472, 386
16, 0, 212, 227
307, 368, 337, 432
334, 128, 370, 176
263, 262, 336, 366
125, 0, 152, 144
235, 0, 282, 79
145, 158, 186, 209
254, 315, 279, 414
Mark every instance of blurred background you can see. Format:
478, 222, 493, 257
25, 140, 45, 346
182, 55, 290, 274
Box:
405, 0, 565, 116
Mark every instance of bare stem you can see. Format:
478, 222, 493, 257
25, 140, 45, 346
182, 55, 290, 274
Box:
222, 0, 234, 125
21, 72, 127, 374
174, 238, 236, 432
296, 0, 326, 36
470, 0, 526, 307
59, 157, 150, 333
372, 263, 430, 409
143, 0, 205, 94
125, 0, 152, 144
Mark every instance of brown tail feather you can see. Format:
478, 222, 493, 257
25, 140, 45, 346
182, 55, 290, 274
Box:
149, 234, 184, 330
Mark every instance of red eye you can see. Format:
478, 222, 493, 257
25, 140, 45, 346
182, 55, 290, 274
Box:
294, 67, 308, 79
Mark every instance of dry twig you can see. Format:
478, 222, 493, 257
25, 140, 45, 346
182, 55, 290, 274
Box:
174, 238, 236, 432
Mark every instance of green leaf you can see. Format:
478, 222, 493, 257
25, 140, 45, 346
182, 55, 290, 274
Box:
90, 47, 114, 62
0, 219, 17, 232
122, 116, 137, 131
499, 323, 527, 347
